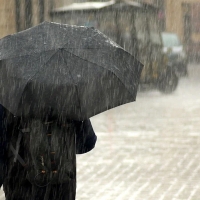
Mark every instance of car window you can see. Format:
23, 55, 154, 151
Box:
162, 33, 181, 47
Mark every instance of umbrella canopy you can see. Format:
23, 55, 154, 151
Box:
0, 21, 143, 120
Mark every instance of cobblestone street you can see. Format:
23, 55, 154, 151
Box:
1, 63, 200, 200
76, 63, 200, 200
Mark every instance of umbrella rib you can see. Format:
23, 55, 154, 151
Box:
0, 48, 103, 61
0, 47, 110, 61
25, 51, 59, 82
0, 49, 59, 61
60, 51, 83, 119
17, 51, 59, 112
62, 49, 136, 99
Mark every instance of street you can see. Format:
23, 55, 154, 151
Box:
76, 62, 200, 200
1, 63, 200, 200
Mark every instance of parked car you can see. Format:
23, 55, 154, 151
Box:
161, 32, 188, 77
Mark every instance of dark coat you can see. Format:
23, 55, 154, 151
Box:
0, 104, 7, 186
75, 119, 97, 154
0, 104, 97, 190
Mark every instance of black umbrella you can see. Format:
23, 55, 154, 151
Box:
0, 21, 143, 120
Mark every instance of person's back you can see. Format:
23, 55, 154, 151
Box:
0, 105, 97, 200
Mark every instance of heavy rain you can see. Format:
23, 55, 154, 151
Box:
0, 0, 200, 200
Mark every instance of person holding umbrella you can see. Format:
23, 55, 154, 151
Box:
0, 104, 97, 199
0, 22, 143, 199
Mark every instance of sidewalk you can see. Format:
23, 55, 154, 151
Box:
76, 63, 200, 200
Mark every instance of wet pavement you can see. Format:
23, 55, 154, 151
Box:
1, 63, 200, 199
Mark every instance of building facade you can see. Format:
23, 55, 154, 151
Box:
1, 0, 200, 45
0, 0, 74, 39
165, 0, 200, 44
164, 0, 200, 60
0, 0, 16, 38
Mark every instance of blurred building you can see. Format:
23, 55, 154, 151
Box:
129, 0, 166, 30
0, 0, 166, 39
164, 0, 200, 61
0, 0, 74, 39
165, 0, 200, 45
1, 0, 200, 47
0, 0, 16, 38
139, 0, 200, 58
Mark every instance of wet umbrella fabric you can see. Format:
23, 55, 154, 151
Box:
0, 21, 143, 120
